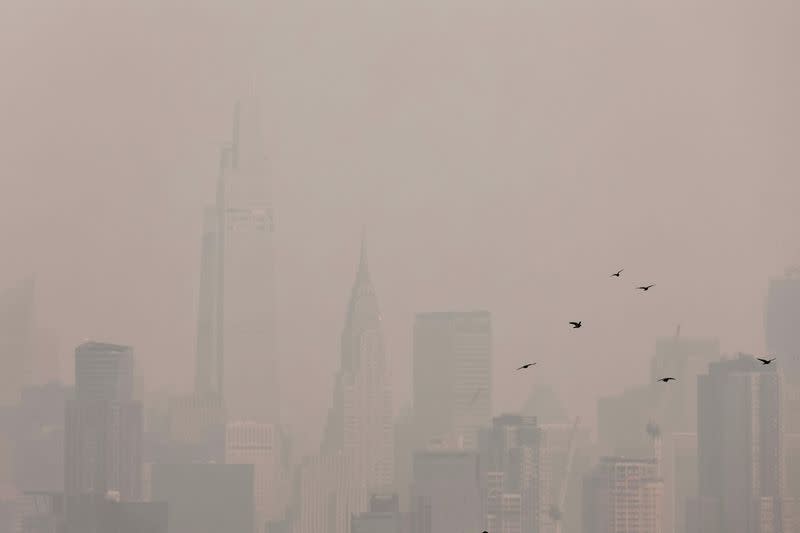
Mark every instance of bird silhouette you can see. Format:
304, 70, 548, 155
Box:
569, 321, 582, 329
637, 284, 655, 291
516, 363, 536, 370
757, 357, 776, 365
658, 377, 676, 383
611, 269, 624, 277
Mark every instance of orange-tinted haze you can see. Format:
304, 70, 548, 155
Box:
1, 0, 798, 453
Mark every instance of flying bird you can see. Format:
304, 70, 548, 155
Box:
637, 284, 656, 291
516, 363, 536, 370
569, 321, 582, 329
611, 269, 624, 277
757, 357, 776, 365
658, 377, 676, 383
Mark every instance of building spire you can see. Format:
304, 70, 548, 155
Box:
230, 77, 267, 175
358, 225, 369, 279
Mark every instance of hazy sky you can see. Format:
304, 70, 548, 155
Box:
1, 0, 798, 453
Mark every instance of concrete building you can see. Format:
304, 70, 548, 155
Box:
479, 414, 549, 533
165, 393, 226, 464
582, 457, 663, 533
65, 342, 142, 508
410, 449, 482, 533
292, 452, 367, 533
690, 354, 789, 533
225, 421, 289, 529
413, 311, 492, 450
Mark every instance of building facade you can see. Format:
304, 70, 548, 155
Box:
65, 342, 142, 508
480, 414, 549, 533
225, 421, 289, 530
582, 457, 663, 533
692, 354, 789, 533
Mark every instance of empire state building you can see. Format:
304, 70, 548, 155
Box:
194, 94, 278, 423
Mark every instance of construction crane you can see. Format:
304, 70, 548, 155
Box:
548, 416, 581, 533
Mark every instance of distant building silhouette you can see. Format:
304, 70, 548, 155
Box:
164, 394, 226, 464
292, 452, 367, 533
766, 268, 800, 386
10, 383, 70, 493
410, 449, 482, 533
65, 342, 142, 510
688, 354, 791, 533
582, 457, 663, 533
226, 421, 290, 530
194, 94, 278, 423
321, 232, 394, 492
413, 311, 492, 450
479, 414, 548, 533
151, 463, 254, 533
540, 421, 593, 533
0, 277, 35, 406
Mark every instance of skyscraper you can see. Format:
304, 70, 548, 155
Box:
766, 268, 800, 385
194, 94, 278, 423
413, 311, 492, 450
582, 457, 663, 533
691, 354, 789, 533
0, 277, 35, 406
321, 232, 394, 491
65, 342, 142, 508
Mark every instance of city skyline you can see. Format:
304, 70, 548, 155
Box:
0, 2, 799, 532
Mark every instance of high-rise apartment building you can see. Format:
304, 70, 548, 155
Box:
690, 354, 789, 533
480, 414, 549, 533
194, 94, 278, 423
65, 342, 142, 508
413, 311, 492, 450
410, 449, 483, 533
321, 234, 393, 491
582, 457, 663, 533
225, 421, 289, 530
0, 277, 35, 406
